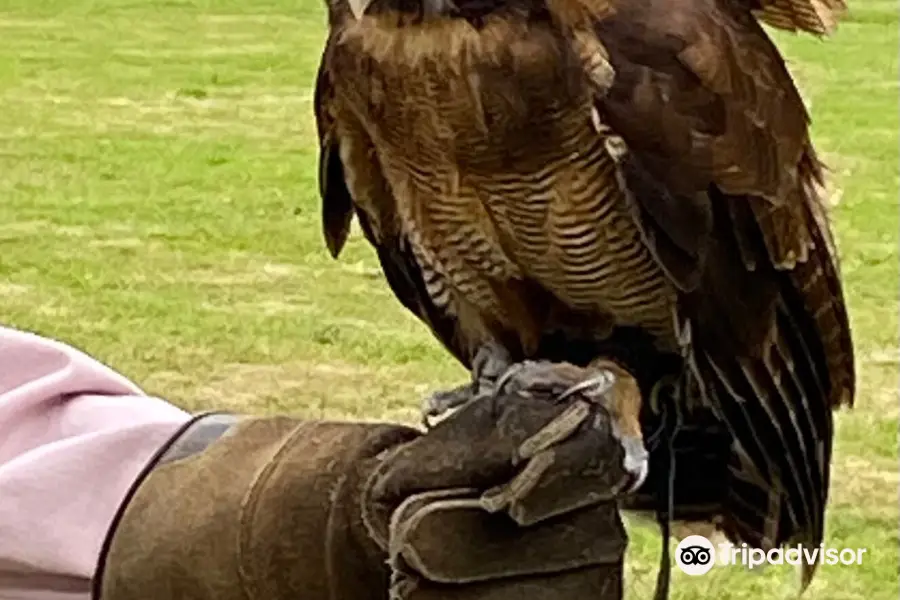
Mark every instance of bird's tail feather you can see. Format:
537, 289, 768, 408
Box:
690, 286, 835, 587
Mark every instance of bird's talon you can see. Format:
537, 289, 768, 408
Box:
557, 369, 617, 403
421, 384, 475, 427
492, 361, 530, 396
472, 341, 514, 382
618, 434, 650, 493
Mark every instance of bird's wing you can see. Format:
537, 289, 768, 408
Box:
592, 0, 854, 567
747, 0, 847, 35
314, 41, 473, 368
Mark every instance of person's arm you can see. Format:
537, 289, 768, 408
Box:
0, 326, 190, 600
0, 326, 632, 600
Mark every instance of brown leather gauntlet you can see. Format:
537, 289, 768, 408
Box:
93, 413, 419, 600
95, 362, 634, 600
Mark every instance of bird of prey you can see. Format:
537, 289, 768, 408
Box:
313, 0, 855, 586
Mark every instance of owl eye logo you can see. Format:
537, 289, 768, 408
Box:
679, 545, 712, 565
675, 535, 717, 575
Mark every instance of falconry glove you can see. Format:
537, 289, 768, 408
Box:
93, 362, 632, 600
367, 361, 634, 599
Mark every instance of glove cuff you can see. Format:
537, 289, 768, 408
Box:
92, 411, 241, 600
92, 414, 420, 600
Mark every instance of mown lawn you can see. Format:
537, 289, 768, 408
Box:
0, 0, 896, 598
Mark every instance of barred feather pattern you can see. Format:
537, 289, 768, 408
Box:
328, 16, 678, 356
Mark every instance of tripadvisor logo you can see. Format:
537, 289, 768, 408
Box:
675, 535, 717, 575
675, 535, 867, 576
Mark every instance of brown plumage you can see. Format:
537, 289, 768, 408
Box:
314, 0, 854, 585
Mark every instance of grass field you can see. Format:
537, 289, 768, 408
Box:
0, 0, 897, 597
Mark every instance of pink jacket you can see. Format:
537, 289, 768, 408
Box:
0, 326, 191, 600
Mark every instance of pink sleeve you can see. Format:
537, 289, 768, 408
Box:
0, 326, 191, 600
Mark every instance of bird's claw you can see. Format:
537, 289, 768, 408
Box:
618, 434, 650, 493
421, 354, 649, 495
490, 359, 650, 494
421, 377, 500, 429
491, 359, 607, 399
421, 342, 513, 429
421, 383, 475, 429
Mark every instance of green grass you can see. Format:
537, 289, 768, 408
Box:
0, 0, 896, 597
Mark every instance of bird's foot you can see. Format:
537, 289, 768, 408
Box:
421, 383, 473, 429
421, 341, 513, 428
492, 358, 650, 494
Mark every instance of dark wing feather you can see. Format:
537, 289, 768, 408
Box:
594, 0, 854, 565
315, 51, 354, 259
747, 0, 847, 35
314, 46, 472, 367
